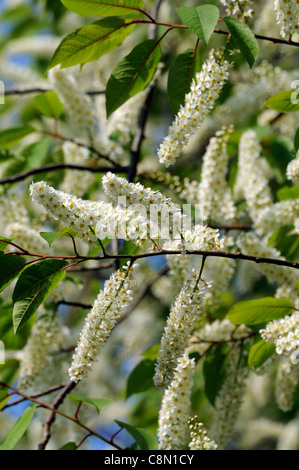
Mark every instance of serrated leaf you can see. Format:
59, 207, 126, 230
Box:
106, 39, 161, 117
34, 91, 64, 119
12, 259, 68, 333
126, 358, 155, 398
223, 17, 259, 68
0, 125, 34, 149
48, 18, 135, 70
264, 90, 299, 113
115, 420, 157, 450
167, 48, 201, 114
203, 344, 230, 406
227, 297, 295, 326
177, 5, 219, 46
248, 339, 276, 371
61, 0, 143, 17
0, 254, 26, 293
67, 395, 113, 415
40, 228, 77, 248
0, 405, 36, 450
277, 185, 299, 201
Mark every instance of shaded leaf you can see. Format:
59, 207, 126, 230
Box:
0, 254, 26, 293
68, 395, 113, 415
264, 90, 299, 113
115, 420, 157, 450
0, 125, 34, 149
61, 0, 143, 17
126, 358, 155, 398
223, 17, 259, 68
203, 344, 230, 406
248, 338, 276, 370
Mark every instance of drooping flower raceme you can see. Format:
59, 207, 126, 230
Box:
220, 0, 254, 19
157, 50, 231, 167
154, 274, 209, 389
48, 66, 98, 139
69, 263, 136, 383
274, 0, 299, 39
188, 416, 217, 450
157, 354, 195, 450
198, 125, 236, 224
60, 142, 95, 197
260, 312, 299, 357
275, 356, 299, 412
286, 151, 299, 183
254, 199, 299, 236
234, 130, 272, 221
30, 181, 114, 246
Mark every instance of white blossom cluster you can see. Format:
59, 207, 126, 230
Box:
154, 274, 209, 389
202, 256, 237, 310
30, 181, 113, 246
260, 312, 299, 356
275, 356, 299, 412
60, 142, 95, 197
69, 263, 136, 383
157, 355, 195, 450
220, 0, 254, 19
254, 199, 299, 236
210, 347, 249, 448
5, 222, 49, 254
237, 232, 299, 307
157, 50, 231, 167
286, 151, 299, 183
274, 0, 299, 39
234, 130, 272, 220
188, 416, 217, 450
48, 66, 98, 139
17, 313, 68, 391
198, 126, 236, 224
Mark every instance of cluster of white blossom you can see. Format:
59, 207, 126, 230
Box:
60, 142, 95, 197
5, 222, 49, 254
260, 312, 299, 356
220, 0, 254, 19
210, 347, 249, 448
157, 355, 195, 450
17, 313, 68, 391
237, 232, 299, 307
30, 181, 113, 246
188, 416, 217, 450
254, 199, 299, 236
48, 66, 98, 139
274, 0, 299, 39
69, 263, 136, 383
154, 274, 209, 389
201, 256, 237, 310
198, 125, 236, 224
157, 50, 231, 167
234, 129, 272, 220
275, 356, 299, 412
286, 151, 299, 183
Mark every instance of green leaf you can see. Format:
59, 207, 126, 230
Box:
126, 358, 155, 398
34, 91, 64, 119
0, 405, 36, 450
167, 48, 201, 114
264, 90, 299, 113
115, 420, 157, 450
21, 138, 52, 169
48, 18, 135, 70
67, 395, 113, 415
227, 297, 295, 326
248, 339, 276, 371
141, 343, 160, 361
0, 125, 34, 149
61, 0, 143, 17
295, 127, 299, 152
0, 237, 13, 252
106, 39, 161, 117
40, 228, 77, 248
223, 17, 259, 68
0, 254, 26, 293
12, 259, 68, 333
177, 5, 220, 46
277, 185, 299, 201
59, 442, 77, 450
203, 344, 230, 406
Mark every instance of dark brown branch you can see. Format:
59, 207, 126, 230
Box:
38, 380, 77, 451
1, 384, 65, 411
57, 300, 93, 310
0, 163, 128, 185
5, 88, 105, 97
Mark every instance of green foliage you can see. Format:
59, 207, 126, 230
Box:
203, 344, 230, 406
0, 253, 26, 293
67, 395, 113, 415
248, 339, 276, 371
177, 5, 220, 46
60, 0, 144, 17
264, 90, 299, 114
0, 405, 37, 450
48, 18, 136, 70
115, 420, 157, 450
12, 259, 68, 333
105, 39, 162, 117
223, 17, 259, 68
33, 91, 64, 119
126, 358, 155, 398
227, 297, 295, 326
0, 126, 35, 150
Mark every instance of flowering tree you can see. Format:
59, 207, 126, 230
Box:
0, 0, 299, 451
